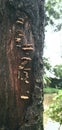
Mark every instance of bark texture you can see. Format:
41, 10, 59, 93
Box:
0, 0, 44, 130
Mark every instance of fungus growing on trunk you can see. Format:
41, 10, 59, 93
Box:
15, 37, 21, 42
16, 20, 24, 24
20, 96, 29, 99
21, 57, 32, 61
22, 47, 34, 51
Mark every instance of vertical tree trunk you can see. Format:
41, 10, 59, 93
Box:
0, 0, 44, 130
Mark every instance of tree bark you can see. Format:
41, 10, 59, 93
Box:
0, 0, 44, 130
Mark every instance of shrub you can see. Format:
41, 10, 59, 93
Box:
47, 90, 62, 125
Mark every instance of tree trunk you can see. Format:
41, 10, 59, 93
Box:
0, 0, 44, 130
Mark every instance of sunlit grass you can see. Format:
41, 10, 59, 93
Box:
43, 87, 62, 94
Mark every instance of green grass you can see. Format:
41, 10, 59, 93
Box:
44, 87, 60, 94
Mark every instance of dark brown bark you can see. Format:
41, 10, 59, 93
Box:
0, 0, 44, 130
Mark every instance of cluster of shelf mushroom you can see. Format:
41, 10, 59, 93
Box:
15, 16, 34, 100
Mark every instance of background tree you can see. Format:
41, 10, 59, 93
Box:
45, 0, 62, 31
0, 0, 44, 130
44, 0, 62, 89
53, 64, 62, 79
44, 1, 62, 128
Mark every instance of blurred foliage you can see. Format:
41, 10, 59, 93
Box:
43, 58, 62, 89
45, 0, 62, 31
43, 57, 52, 72
53, 64, 62, 78
43, 57, 52, 87
50, 77, 62, 89
47, 90, 62, 125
